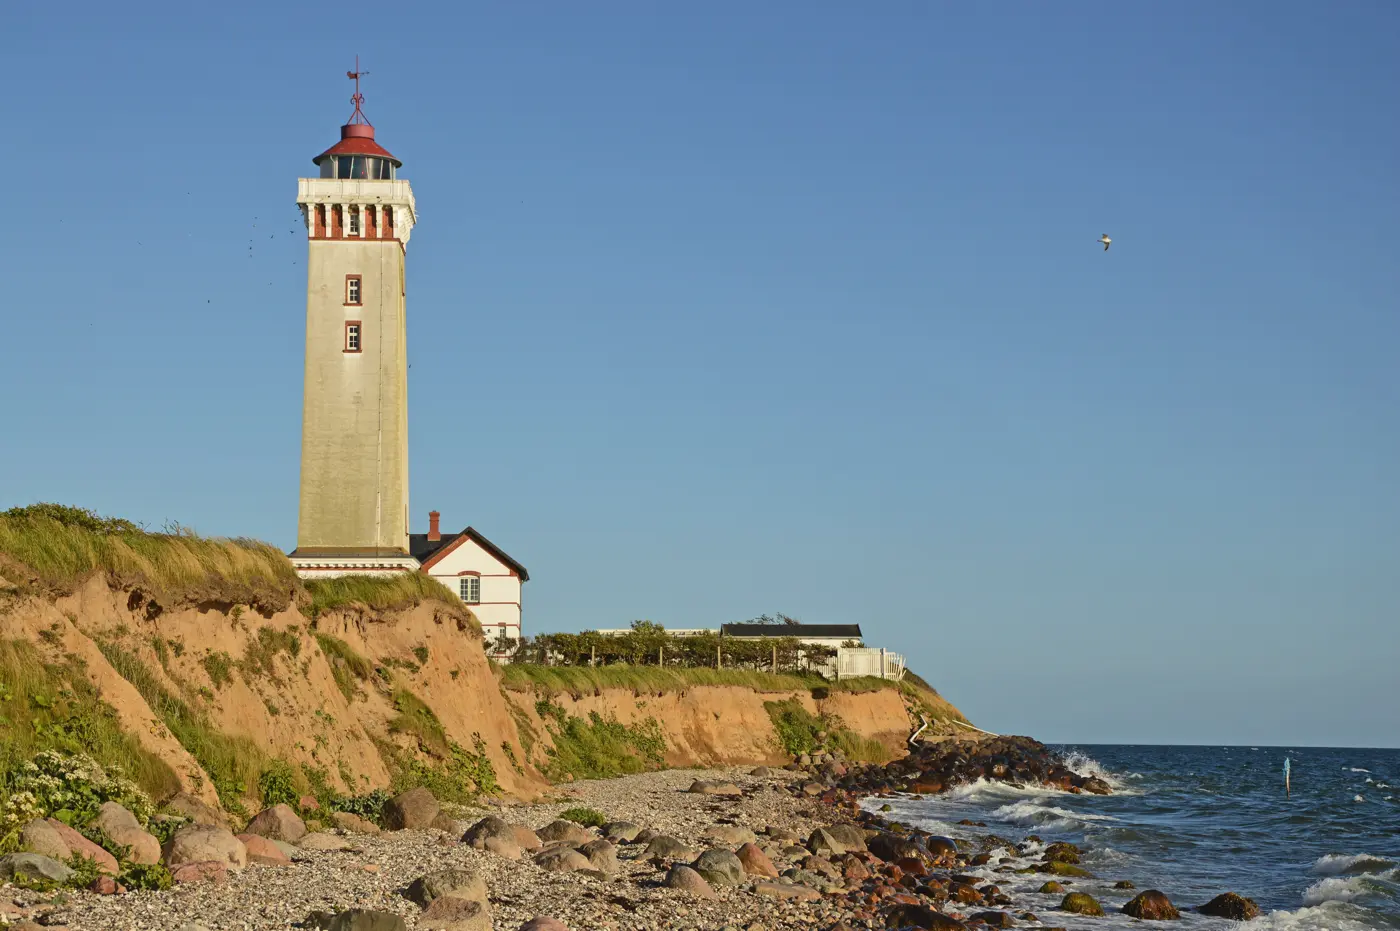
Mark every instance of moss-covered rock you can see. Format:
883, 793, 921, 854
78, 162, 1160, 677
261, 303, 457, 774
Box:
1041, 860, 1095, 878
1061, 893, 1105, 917
1038, 881, 1067, 894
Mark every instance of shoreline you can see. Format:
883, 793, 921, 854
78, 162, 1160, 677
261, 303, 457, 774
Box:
3, 746, 1235, 931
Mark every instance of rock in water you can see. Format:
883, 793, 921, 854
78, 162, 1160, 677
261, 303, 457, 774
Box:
1122, 890, 1180, 920
1197, 893, 1261, 921
1038, 881, 1066, 894
382, 788, 440, 831
0, 852, 76, 884
664, 864, 716, 898
883, 903, 968, 929
244, 804, 308, 842
691, 848, 746, 886
1061, 893, 1105, 916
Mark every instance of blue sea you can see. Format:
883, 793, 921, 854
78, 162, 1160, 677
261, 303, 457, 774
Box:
864, 745, 1400, 931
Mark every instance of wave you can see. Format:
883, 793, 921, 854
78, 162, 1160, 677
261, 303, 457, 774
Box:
1302, 871, 1400, 907
990, 799, 1119, 832
1251, 901, 1389, 931
1348, 767, 1372, 773
1314, 854, 1397, 876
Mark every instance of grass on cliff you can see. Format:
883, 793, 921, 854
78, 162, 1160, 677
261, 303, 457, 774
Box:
764, 696, 892, 763
533, 696, 668, 781
303, 573, 475, 629
0, 504, 298, 610
500, 664, 828, 696
0, 639, 181, 800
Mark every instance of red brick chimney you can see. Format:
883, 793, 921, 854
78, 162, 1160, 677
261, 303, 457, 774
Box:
427, 510, 441, 542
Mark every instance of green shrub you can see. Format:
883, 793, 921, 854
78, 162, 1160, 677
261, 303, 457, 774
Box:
559, 807, 607, 828
315, 633, 373, 702
257, 760, 301, 808
201, 651, 234, 688
389, 734, 499, 804
241, 627, 301, 682
119, 861, 173, 891
764, 698, 824, 757
388, 689, 449, 757
537, 706, 667, 781
0, 750, 156, 853
330, 789, 391, 824
412, 645, 430, 665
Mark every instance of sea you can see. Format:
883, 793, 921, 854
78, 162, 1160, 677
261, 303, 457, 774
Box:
862, 745, 1400, 931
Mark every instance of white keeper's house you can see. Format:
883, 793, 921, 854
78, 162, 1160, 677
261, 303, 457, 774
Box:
410, 511, 528, 656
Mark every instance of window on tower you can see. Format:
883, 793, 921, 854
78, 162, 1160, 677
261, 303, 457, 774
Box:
344, 322, 361, 353
346, 276, 361, 305
347, 208, 360, 235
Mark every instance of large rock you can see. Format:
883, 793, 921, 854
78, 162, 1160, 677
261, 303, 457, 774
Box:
244, 804, 307, 842
331, 812, 381, 835
18, 820, 70, 861
91, 802, 161, 865
602, 821, 643, 843
1038, 881, 1066, 894
45, 818, 119, 874
808, 827, 851, 856
513, 824, 543, 850
816, 824, 868, 853
420, 896, 491, 931
868, 832, 925, 863
688, 779, 742, 797
1198, 893, 1261, 921
1122, 890, 1181, 921
0, 852, 75, 885
161, 792, 226, 826
736, 842, 779, 878
691, 848, 745, 886
534, 847, 591, 873
405, 867, 488, 907
325, 911, 409, 931
664, 864, 716, 898
382, 788, 440, 831
463, 816, 514, 848
884, 904, 967, 929
518, 920, 570, 931
703, 824, 757, 846
236, 834, 292, 866
579, 839, 618, 874
172, 860, 230, 884
644, 835, 697, 862
755, 882, 822, 901
1061, 893, 1105, 916
163, 824, 248, 870
536, 820, 594, 845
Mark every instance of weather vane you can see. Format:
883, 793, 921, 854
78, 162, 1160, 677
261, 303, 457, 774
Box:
346, 55, 371, 125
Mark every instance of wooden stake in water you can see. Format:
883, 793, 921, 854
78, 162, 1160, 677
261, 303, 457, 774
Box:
1284, 756, 1291, 797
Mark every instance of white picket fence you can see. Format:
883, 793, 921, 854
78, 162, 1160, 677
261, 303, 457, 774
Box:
829, 647, 906, 681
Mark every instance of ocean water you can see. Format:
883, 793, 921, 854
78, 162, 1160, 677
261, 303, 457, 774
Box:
863, 745, 1400, 931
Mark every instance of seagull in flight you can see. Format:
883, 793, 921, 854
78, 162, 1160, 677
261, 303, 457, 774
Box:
1097, 234, 1112, 252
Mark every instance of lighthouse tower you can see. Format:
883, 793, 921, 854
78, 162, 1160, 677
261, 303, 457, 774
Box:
290, 65, 419, 578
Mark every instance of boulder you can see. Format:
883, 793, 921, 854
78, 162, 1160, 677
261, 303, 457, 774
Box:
868, 833, 925, 863
1061, 893, 1105, 917
644, 835, 697, 862
974, 912, 1016, 928
91, 802, 161, 864
519, 920, 571, 931
883, 904, 967, 929
602, 821, 643, 843
1037, 881, 1066, 894
579, 839, 618, 874
420, 896, 491, 931
1040, 860, 1094, 878
808, 827, 851, 856
664, 864, 716, 898
688, 779, 741, 796
172, 860, 230, 884
298, 832, 353, 851
331, 812, 381, 835
244, 804, 308, 842
18, 819, 70, 861
1122, 891, 1181, 921
89, 874, 119, 894
755, 881, 822, 901
822, 824, 869, 852
463, 815, 515, 849
163, 824, 248, 870
512, 824, 543, 850
382, 788, 440, 831
161, 792, 227, 826
534, 847, 591, 873
405, 867, 488, 907
926, 836, 959, 864
536, 820, 594, 845
484, 835, 522, 859
45, 818, 119, 874
237, 834, 292, 866
750, 766, 774, 777
1043, 842, 1080, 864
691, 848, 745, 887
1197, 893, 1261, 921
324, 911, 409, 931
703, 824, 757, 846
430, 812, 459, 833
736, 842, 779, 878
1114, 880, 1137, 890
0, 852, 75, 884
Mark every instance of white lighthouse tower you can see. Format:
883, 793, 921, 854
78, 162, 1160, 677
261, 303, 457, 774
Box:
290, 64, 419, 578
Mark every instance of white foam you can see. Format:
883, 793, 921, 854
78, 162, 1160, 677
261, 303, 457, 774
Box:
990, 798, 1119, 832
1250, 901, 1382, 931
1312, 854, 1396, 876
1303, 877, 1367, 905
1348, 767, 1371, 773
1354, 794, 1365, 803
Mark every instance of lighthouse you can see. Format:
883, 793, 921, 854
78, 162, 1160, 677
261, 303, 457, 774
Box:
289, 64, 419, 578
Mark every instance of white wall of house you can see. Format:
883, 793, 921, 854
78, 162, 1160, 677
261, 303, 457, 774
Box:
423, 537, 522, 652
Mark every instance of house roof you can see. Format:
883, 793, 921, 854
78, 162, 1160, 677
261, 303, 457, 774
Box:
409, 527, 529, 581
720, 623, 862, 639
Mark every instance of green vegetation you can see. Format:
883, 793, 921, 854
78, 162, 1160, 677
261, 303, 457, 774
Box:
0, 749, 158, 853
382, 687, 499, 803
412, 644, 430, 665
0, 503, 298, 611
313, 632, 374, 702
513, 619, 838, 674
303, 573, 473, 627
534, 697, 667, 781
559, 807, 607, 828
119, 862, 174, 891
257, 759, 301, 808
764, 697, 892, 763
240, 626, 302, 682
0, 639, 179, 807
502, 663, 825, 696
389, 688, 449, 756
329, 788, 391, 824
94, 639, 271, 816
201, 651, 235, 688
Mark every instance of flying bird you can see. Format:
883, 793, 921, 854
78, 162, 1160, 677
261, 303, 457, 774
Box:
1097, 234, 1112, 252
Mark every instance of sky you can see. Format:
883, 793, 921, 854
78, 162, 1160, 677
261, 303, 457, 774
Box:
2, 2, 1397, 748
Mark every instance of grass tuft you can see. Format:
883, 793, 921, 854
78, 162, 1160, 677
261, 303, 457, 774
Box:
303, 573, 476, 630
314, 633, 374, 702
500, 664, 828, 696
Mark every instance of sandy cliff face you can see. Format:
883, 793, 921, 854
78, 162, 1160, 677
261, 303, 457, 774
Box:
0, 576, 546, 805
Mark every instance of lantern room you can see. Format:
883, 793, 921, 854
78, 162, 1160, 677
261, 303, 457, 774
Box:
314, 123, 401, 180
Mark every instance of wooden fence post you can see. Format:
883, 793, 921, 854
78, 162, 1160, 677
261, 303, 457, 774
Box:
771, 644, 777, 674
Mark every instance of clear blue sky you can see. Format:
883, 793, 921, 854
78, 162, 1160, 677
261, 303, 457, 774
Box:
3, 3, 1396, 748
